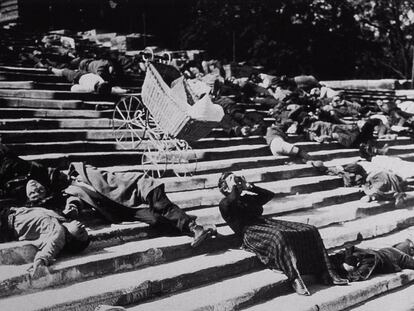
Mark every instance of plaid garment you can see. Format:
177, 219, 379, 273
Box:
219, 185, 337, 282
242, 218, 335, 281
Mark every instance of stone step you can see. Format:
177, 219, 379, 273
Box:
7, 136, 267, 155
0, 141, 409, 185
12, 146, 356, 170
277, 192, 414, 229
14, 141, 414, 171
0, 126, 273, 143
2, 188, 408, 301
0, 97, 114, 110
0, 108, 113, 119
0, 66, 50, 74
120, 210, 414, 311
191, 187, 362, 225
4, 136, 347, 157
0, 118, 115, 129
347, 283, 414, 311
0, 71, 65, 83
33, 82, 72, 91
0, 129, 119, 144
0, 248, 258, 310
170, 174, 345, 209
0, 117, 272, 130
14, 144, 269, 167
0, 88, 123, 101
103, 137, 412, 176
2, 209, 414, 310
243, 272, 414, 311
0, 81, 34, 89
242, 227, 414, 311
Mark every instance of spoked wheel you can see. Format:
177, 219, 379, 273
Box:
167, 139, 198, 178
112, 96, 149, 150
141, 145, 168, 178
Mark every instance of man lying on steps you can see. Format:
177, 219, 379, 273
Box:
330, 239, 414, 282
0, 143, 214, 248
0, 206, 90, 278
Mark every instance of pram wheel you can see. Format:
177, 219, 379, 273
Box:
112, 95, 149, 149
168, 139, 198, 177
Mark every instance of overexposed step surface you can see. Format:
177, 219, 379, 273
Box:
0, 249, 256, 311
243, 271, 414, 311
128, 269, 287, 311
348, 284, 414, 311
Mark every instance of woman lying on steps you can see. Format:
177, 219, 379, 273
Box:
217, 172, 348, 296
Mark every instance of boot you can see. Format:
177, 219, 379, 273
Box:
318, 271, 348, 286
291, 276, 310, 296
188, 221, 214, 247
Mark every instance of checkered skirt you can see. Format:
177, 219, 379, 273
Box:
242, 218, 334, 281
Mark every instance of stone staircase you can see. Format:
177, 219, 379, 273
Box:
1, 62, 414, 311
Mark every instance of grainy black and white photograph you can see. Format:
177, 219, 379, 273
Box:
0, 0, 414, 310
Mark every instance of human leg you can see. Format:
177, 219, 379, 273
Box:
391, 248, 414, 270
134, 186, 214, 246
50, 68, 64, 76
270, 136, 311, 162
271, 220, 347, 285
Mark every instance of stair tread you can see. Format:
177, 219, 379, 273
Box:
347, 283, 414, 311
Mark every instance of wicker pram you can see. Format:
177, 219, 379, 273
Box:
141, 63, 218, 141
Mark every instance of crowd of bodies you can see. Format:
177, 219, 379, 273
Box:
2, 34, 414, 297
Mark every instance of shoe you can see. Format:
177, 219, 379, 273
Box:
189, 222, 214, 247
319, 271, 348, 285
291, 277, 310, 296
331, 276, 349, 286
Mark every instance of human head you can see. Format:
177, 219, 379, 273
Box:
62, 220, 90, 253
329, 246, 358, 278
95, 81, 112, 95
240, 126, 252, 137
26, 179, 47, 202
218, 172, 245, 195
218, 172, 234, 195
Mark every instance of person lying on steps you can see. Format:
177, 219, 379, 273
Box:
330, 239, 414, 282
0, 143, 214, 248
217, 172, 348, 296
0, 206, 90, 278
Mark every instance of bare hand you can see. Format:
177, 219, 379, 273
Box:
240, 176, 253, 190
28, 259, 49, 278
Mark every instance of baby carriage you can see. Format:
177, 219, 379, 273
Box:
112, 61, 223, 177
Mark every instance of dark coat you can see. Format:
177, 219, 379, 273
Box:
0, 144, 69, 202
330, 244, 414, 282
64, 162, 161, 223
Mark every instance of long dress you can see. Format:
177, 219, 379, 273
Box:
219, 185, 337, 281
